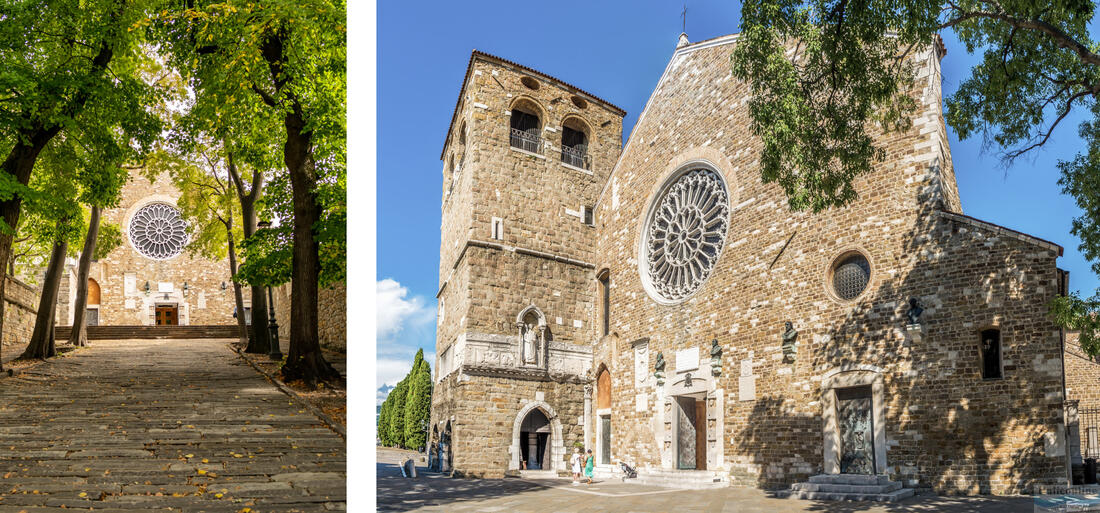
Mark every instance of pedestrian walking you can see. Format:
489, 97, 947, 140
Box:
584, 449, 594, 484
570, 447, 583, 485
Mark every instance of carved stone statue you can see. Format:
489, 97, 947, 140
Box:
782, 322, 798, 364
710, 338, 722, 376
906, 297, 924, 326
654, 351, 666, 384
522, 320, 538, 364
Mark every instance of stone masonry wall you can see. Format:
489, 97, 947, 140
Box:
431, 373, 585, 478
83, 174, 244, 326
431, 52, 624, 478
1066, 332, 1100, 411
272, 282, 347, 352
594, 37, 1065, 495
1, 277, 38, 353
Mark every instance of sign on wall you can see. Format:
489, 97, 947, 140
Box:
675, 347, 699, 373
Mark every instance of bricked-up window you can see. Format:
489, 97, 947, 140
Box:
598, 270, 610, 336
980, 329, 1003, 379
491, 217, 504, 240
561, 120, 589, 169
510, 107, 541, 153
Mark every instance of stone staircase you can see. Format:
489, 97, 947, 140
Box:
54, 325, 246, 340
777, 474, 914, 502
592, 466, 727, 489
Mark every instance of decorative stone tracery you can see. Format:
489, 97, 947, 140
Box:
128, 202, 187, 260
641, 167, 729, 303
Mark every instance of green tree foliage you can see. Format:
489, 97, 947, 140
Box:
378, 396, 393, 446
154, 0, 346, 385
404, 350, 433, 451
733, 1, 1100, 354
387, 378, 409, 449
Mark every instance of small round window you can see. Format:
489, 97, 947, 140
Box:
831, 253, 870, 300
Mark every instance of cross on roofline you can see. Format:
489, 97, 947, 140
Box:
681, 4, 687, 33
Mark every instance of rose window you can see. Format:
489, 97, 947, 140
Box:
129, 203, 187, 259
642, 167, 730, 303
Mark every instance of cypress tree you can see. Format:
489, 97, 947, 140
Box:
378, 397, 393, 446
388, 377, 409, 448
404, 352, 433, 450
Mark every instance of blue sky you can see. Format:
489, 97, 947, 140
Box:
377, 1, 1099, 398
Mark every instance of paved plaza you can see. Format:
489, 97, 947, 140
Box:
376, 448, 1036, 512
0, 339, 346, 512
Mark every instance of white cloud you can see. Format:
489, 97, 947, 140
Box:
376, 278, 435, 342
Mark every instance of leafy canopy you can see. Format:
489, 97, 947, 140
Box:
734, 0, 1100, 355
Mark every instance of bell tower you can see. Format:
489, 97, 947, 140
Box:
428, 50, 624, 477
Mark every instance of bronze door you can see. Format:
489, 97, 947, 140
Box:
676, 396, 697, 469
837, 386, 875, 474
155, 305, 178, 326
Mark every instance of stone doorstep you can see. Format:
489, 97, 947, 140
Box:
807, 474, 893, 486
791, 481, 902, 493
776, 487, 916, 502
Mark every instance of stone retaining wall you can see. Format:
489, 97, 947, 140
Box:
272, 281, 346, 353
2, 276, 39, 353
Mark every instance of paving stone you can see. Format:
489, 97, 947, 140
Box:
0, 339, 346, 510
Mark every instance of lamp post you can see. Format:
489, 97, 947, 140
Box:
257, 220, 282, 360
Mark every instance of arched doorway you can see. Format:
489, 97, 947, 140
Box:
520, 408, 552, 470
86, 278, 101, 326
596, 366, 612, 465
510, 401, 564, 472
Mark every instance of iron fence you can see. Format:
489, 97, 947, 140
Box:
1083, 407, 1100, 460
561, 144, 589, 169
510, 128, 541, 153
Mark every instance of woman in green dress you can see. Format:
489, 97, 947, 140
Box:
584, 449, 594, 484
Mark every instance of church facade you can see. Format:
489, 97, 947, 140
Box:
429, 35, 1075, 494
54, 174, 245, 327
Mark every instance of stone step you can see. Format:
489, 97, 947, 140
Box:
791, 481, 901, 493
807, 474, 892, 486
776, 487, 915, 502
55, 325, 245, 340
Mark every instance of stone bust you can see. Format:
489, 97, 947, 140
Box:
906, 297, 924, 325
710, 338, 722, 358
782, 322, 798, 363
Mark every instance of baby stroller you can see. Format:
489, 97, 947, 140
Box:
619, 461, 638, 479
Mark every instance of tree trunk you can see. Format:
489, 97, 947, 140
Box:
227, 220, 249, 348
21, 236, 67, 360
280, 112, 339, 386
229, 153, 270, 354
68, 206, 101, 347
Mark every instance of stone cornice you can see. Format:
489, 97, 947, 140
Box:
461, 364, 588, 384
935, 210, 1063, 256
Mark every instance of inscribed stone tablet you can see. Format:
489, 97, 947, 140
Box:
635, 393, 648, 412
739, 375, 756, 401
676, 347, 699, 372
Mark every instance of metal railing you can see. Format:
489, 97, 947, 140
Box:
1083, 407, 1100, 459
561, 144, 589, 169
510, 128, 541, 153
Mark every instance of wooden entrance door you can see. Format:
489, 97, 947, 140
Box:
155, 305, 178, 326
695, 399, 707, 470
837, 386, 875, 474
677, 396, 706, 470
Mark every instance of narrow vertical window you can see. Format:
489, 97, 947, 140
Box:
598, 270, 610, 336
561, 120, 589, 169
491, 217, 503, 240
584, 206, 594, 227
980, 328, 1002, 379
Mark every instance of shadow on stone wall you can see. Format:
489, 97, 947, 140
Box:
729, 172, 1064, 494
